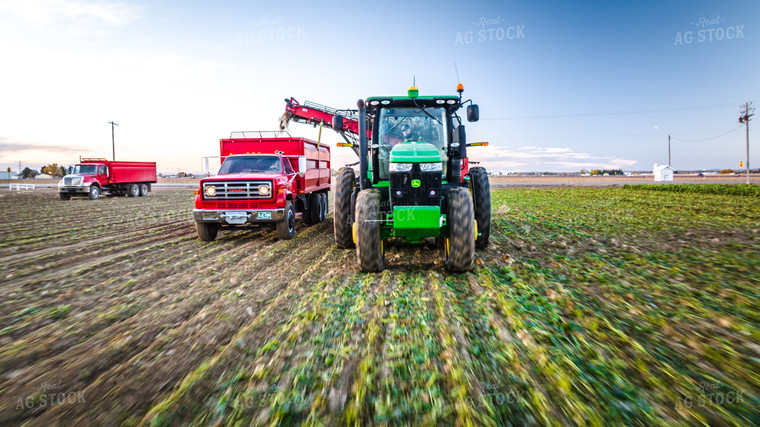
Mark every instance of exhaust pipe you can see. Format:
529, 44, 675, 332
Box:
357, 99, 368, 190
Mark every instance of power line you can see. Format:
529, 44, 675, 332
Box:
670, 125, 743, 142
482, 103, 741, 121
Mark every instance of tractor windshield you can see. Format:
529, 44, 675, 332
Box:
73, 165, 99, 174
377, 106, 448, 179
219, 156, 282, 174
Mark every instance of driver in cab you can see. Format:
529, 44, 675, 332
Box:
400, 124, 420, 142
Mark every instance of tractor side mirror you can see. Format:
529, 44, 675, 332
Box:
332, 115, 344, 131
466, 104, 479, 122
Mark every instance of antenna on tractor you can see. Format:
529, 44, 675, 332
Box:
454, 62, 464, 99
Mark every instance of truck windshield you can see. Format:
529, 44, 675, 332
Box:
219, 156, 282, 174
73, 165, 99, 174
377, 107, 448, 179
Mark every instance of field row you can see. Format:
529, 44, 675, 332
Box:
0, 187, 758, 425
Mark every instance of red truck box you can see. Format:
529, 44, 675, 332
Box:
193, 135, 330, 241
58, 158, 157, 200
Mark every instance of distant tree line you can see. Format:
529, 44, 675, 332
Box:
583, 169, 624, 176
19, 164, 68, 179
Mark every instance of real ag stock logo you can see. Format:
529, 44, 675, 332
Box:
455, 15, 526, 45
674, 15, 744, 46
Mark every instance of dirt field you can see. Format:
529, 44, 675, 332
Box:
0, 186, 758, 425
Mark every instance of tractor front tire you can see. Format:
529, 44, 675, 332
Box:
355, 189, 384, 272
445, 187, 475, 272
334, 168, 355, 248
469, 167, 491, 249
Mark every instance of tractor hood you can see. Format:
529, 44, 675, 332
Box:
389, 141, 441, 163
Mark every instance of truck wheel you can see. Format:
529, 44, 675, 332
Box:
128, 184, 139, 197
334, 168, 355, 248
59, 192, 70, 200
196, 222, 219, 241
469, 167, 491, 249
303, 193, 318, 225
139, 184, 149, 197
356, 189, 384, 272
277, 201, 296, 240
88, 185, 101, 200
445, 187, 475, 272
319, 192, 327, 222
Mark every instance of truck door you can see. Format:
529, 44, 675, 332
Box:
98, 165, 108, 184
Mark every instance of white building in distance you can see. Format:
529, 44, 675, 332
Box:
653, 163, 674, 182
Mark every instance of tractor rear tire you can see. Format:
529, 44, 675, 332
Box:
469, 167, 491, 249
334, 168, 355, 248
196, 222, 219, 241
445, 187, 475, 272
355, 189, 384, 272
277, 201, 296, 240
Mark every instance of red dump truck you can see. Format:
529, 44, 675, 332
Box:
193, 132, 331, 241
58, 158, 157, 200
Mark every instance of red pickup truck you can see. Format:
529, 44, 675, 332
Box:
58, 158, 157, 200
193, 134, 331, 240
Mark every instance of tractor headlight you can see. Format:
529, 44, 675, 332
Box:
258, 185, 270, 196
389, 163, 413, 172
419, 162, 443, 172
205, 185, 217, 197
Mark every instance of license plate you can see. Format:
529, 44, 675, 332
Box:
224, 211, 248, 225
257, 211, 272, 220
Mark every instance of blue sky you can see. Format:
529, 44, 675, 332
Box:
1, 0, 758, 174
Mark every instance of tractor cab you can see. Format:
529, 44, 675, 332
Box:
364, 87, 478, 190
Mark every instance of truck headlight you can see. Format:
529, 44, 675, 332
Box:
389, 163, 413, 172
419, 162, 443, 172
258, 185, 270, 196
205, 185, 216, 197
58, 179, 64, 187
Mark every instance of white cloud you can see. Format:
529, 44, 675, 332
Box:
470, 145, 638, 172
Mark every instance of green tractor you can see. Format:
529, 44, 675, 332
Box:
333, 85, 491, 272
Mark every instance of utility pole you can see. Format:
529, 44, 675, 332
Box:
668, 134, 671, 167
109, 121, 119, 161
739, 102, 754, 184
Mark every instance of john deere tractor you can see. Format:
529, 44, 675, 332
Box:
333, 85, 490, 272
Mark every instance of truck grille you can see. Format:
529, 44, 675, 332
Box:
64, 177, 82, 186
202, 181, 272, 200
216, 201, 260, 209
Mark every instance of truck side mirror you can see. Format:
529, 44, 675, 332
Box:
332, 115, 344, 131
466, 105, 479, 122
